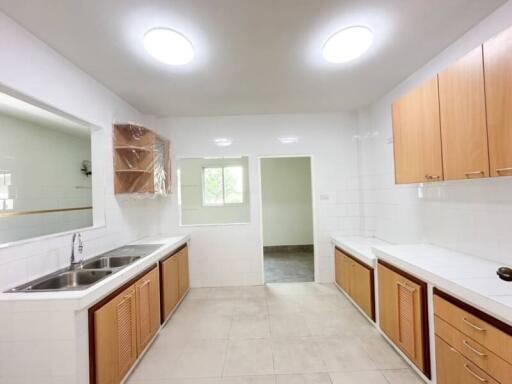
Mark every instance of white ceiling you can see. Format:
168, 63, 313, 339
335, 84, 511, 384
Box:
0, 0, 506, 117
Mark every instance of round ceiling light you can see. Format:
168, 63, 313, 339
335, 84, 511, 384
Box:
144, 28, 194, 65
322, 26, 374, 63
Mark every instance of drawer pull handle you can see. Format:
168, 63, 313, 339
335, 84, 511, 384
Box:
496, 167, 512, 174
464, 364, 487, 382
465, 170, 484, 178
463, 340, 487, 357
397, 281, 416, 293
463, 317, 486, 332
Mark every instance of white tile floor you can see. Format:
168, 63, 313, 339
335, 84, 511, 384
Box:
127, 283, 424, 384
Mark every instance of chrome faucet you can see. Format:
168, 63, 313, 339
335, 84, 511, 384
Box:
70, 232, 84, 268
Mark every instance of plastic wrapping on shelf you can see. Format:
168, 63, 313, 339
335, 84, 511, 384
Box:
113, 123, 171, 197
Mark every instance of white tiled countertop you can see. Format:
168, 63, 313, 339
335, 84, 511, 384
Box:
331, 235, 391, 268
373, 244, 512, 325
0, 234, 190, 311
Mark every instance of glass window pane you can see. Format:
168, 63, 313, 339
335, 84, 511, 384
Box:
224, 166, 243, 204
5, 199, 13, 210
203, 167, 224, 205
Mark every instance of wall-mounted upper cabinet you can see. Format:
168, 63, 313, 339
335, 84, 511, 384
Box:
391, 26, 512, 184
392, 77, 443, 184
438, 46, 489, 181
484, 26, 512, 177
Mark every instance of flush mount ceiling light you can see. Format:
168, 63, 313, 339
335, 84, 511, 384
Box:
144, 28, 194, 65
214, 138, 232, 147
322, 26, 374, 63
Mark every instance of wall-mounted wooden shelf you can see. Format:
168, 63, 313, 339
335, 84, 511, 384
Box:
113, 123, 171, 195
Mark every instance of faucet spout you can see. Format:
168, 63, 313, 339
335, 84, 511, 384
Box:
70, 232, 84, 268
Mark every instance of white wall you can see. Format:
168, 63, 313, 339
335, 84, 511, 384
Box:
157, 113, 360, 286
0, 11, 166, 291
357, 1, 512, 265
179, 156, 250, 225
261, 157, 313, 247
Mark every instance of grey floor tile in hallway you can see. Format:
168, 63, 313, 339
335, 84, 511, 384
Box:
127, 283, 424, 384
264, 250, 314, 283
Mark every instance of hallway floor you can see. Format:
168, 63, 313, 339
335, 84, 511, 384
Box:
264, 249, 314, 283
127, 283, 423, 384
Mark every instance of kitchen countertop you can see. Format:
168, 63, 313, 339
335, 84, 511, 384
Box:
373, 244, 512, 325
331, 235, 391, 268
0, 234, 190, 311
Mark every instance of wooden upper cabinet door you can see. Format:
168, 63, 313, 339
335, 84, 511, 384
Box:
178, 247, 190, 298
161, 254, 180, 322
484, 26, 512, 177
392, 77, 443, 183
135, 267, 160, 355
438, 46, 490, 180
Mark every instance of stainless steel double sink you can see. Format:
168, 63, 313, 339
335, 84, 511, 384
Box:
7, 244, 162, 293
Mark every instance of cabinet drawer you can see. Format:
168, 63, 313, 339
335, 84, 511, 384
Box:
435, 316, 512, 384
434, 293, 512, 364
436, 336, 500, 384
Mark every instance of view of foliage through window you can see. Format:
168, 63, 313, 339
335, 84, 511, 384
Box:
203, 166, 243, 205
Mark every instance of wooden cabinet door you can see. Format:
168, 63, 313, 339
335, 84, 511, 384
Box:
178, 247, 190, 299
351, 261, 373, 319
436, 336, 499, 384
392, 77, 443, 183
135, 267, 160, 355
484, 26, 512, 177
334, 248, 343, 287
378, 262, 428, 376
378, 263, 397, 341
438, 46, 490, 180
340, 253, 352, 294
161, 254, 180, 322
395, 275, 424, 370
94, 285, 137, 384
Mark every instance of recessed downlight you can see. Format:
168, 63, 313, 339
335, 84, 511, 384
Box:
144, 28, 194, 65
278, 136, 299, 144
214, 138, 232, 147
323, 26, 373, 63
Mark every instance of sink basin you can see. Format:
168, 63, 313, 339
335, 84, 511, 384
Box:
25, 270, 112, 291
6, 242, 163, 293
83, 256, 141, 269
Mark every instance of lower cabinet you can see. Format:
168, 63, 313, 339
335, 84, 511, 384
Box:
135, 267, 160, 354
92, 265, 160, 384
434, 289, 512, 384
377, 260, 430, 378
160, 244, 189, 323
334, 247, 375, 320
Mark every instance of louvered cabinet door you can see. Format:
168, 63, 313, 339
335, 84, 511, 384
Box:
135, 267, 160, 355
395, 277, 423, 366
178, 247, 189, 299
161, 254, 180, 322
116, 287, 138, 381
378, 263, 398, 341
94, 284, 137, 384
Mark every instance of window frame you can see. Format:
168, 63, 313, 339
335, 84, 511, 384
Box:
201, 165, 244, 207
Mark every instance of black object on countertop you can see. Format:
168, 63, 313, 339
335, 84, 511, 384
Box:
497, 267, 512, 281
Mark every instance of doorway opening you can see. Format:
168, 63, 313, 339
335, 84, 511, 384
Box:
260, 156, 314, 283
